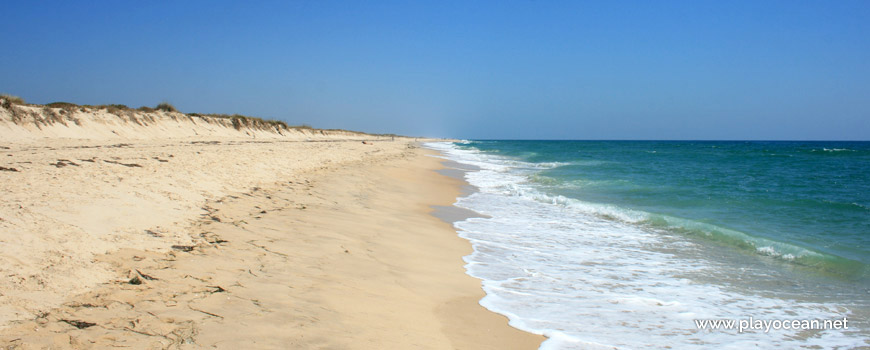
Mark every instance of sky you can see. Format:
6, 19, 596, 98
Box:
1, 1, 868, 140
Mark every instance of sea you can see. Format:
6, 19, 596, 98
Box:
425, 140, 869, 349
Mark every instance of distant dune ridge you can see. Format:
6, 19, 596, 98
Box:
0, 96, 393, 142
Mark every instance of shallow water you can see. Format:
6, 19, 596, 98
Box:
426, 141, 870, 349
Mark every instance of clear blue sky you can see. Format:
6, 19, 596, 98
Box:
2, 1, 868, 140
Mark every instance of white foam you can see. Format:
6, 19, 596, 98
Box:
423, 142, 866, 349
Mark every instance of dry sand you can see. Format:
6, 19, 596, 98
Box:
0, 102, 543, 349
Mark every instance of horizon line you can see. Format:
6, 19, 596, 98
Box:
459, 139, 870, 142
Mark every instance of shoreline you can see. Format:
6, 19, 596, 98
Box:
0, 140, 542, 348
429, 140, 869, 348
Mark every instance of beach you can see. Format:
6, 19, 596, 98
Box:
0, 104, 543, 348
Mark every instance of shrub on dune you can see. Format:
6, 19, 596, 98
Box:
155, 102, 177, 112
1, 94, 25, 109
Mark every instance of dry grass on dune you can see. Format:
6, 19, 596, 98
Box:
1, 96, 410, 139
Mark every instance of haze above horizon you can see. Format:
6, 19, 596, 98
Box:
1, 1, 868, 140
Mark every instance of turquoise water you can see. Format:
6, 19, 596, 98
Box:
461, 140, 870, 280
431, 140, 869, 348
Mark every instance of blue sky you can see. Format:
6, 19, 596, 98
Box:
1, 1, 868, 139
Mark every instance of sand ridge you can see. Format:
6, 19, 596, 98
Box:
0, 101, 377, 142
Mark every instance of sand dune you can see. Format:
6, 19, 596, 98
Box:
0, 101, 380, 142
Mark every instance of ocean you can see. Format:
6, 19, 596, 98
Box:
426, 141, 869, 349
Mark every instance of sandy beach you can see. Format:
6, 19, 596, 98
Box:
3, 2, 866, 347
0, 103, 543, 348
